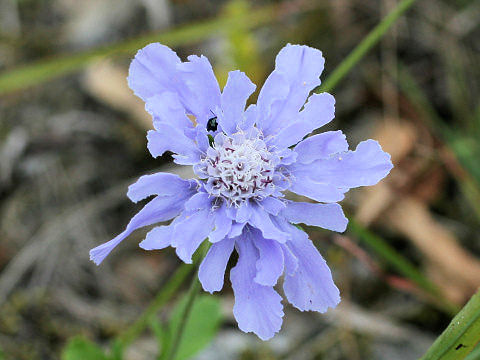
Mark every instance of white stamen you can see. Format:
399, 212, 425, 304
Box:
200, 132, 276, 207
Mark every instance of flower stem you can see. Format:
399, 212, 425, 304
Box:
114, 263, 193, 351
165, 242, 211, 360
166, 270, 202, 360
317, 0, 419, 93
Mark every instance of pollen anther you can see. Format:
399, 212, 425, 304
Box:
198, 131, 278, 206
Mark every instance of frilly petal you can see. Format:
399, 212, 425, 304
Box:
219, 70, 256, 134
231, 232, 284, 340
256, 44, 325, 136
128, 43, 221, 120
127, 172, 196, 203
281, 201, 348, 232
198, 237, 235, 293
281, 223, 340, 312
171, 209, 215, 263
90, 192, 193, 265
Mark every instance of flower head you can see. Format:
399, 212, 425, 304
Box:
90, 43, 393, 340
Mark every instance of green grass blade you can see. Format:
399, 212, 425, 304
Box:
464, 343, 480, 360
0, 5, 276, 95
348, 218, 459, 315
1, 0, 418, 96
164, 241, 211, 360
317, 0, 418, 93
161, 295, 222, 360
420, 289, 480, 360
114, 263, 193, 351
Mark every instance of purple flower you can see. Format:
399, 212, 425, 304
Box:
90, 43, 393, 340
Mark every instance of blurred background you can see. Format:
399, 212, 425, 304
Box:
1, 0, 479, 359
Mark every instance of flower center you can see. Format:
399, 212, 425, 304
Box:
198, 132, 276, 206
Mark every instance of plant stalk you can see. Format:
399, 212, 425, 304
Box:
165, 242, 211, 360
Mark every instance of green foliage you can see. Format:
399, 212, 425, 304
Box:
158, 295, 223, 360
420, 289, 480, 360
61, 337, 108, 360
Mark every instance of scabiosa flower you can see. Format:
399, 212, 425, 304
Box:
90, 43, 393, 340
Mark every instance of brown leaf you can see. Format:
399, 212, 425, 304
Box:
387, 197, 480, 304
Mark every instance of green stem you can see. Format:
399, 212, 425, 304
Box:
115, 263, 193, 350
165, 242, 211, 360
317, 0, 418, 93
165, 270, 202, 360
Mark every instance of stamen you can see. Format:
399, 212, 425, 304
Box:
198, 131, 283, 207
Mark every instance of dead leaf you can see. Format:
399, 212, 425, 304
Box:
387, 197, 480, 303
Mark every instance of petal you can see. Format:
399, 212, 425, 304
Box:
230, 232, 284, 340
147, 127, 200, 165
282, 201, 348, 232
145, 92, 193, 131
139, 223, 175, 250
293, 130, 347, 164
256, 72, 290, 133
273, 44, 325, 112
302, 140, 393, 189
171, 209, 215, 263
248, 204, 290, 243
281, 243, 298, 276
176, 55, 221, 121
195, 127, 210, 153
288, 175, 346, 203
257, 44, 325, 135
228, 222, 246, 238
258, 197, 286, 216
198, 237, 235, 293
128, 43, 221, 120
90, 193, 191, 265
277, 148, 298, 166
297, 92, 336, 128
239, 104, 257, 131
209, 205, 232, 243
184, 192, 212, 211
219, 71, 256, 134
236, 201, 252, 223
127, 172, 196, 203
127, 43, 181, 102
281, 223, 340, 312
269, 120, 319, 150
253, 231, 284, 286
269, 93, 336, 149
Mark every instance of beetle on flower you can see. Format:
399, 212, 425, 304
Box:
90, 43, 393, 340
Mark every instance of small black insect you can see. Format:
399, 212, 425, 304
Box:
455, 344, 465, 351
207, 110, 218, 132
